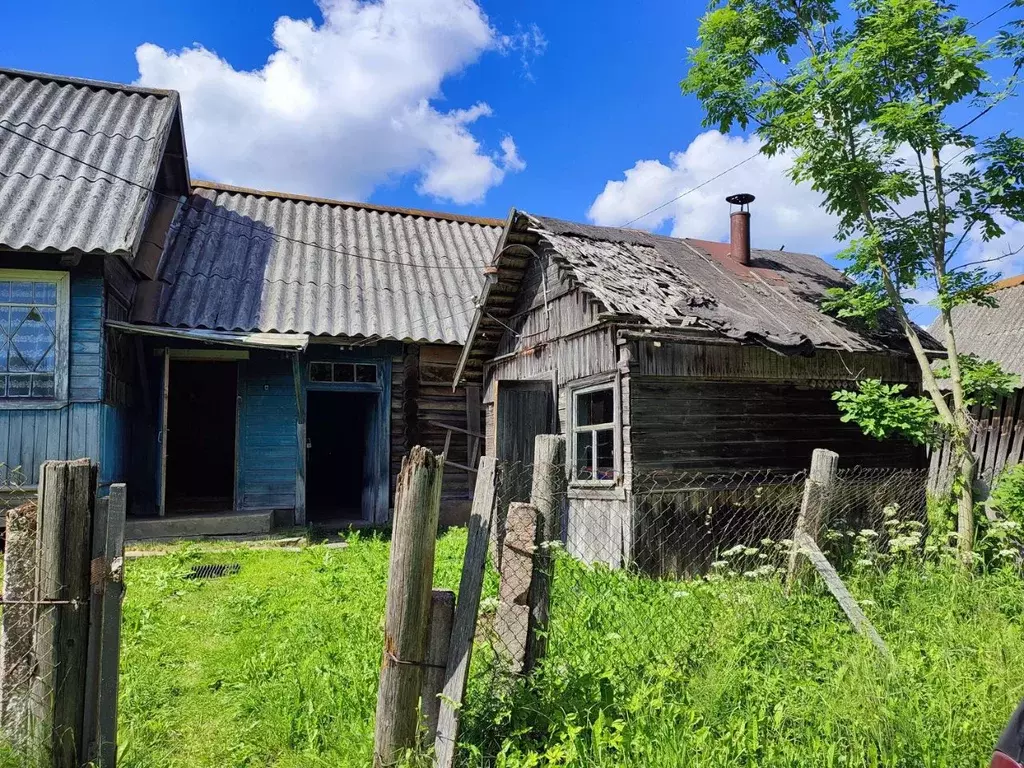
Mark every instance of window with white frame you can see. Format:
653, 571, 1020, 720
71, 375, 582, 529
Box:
0, 271, 69, 402
570, 380, 619, 483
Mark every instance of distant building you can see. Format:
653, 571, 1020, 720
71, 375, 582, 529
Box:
929, 275, 1024, 490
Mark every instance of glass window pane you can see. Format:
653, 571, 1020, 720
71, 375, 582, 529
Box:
34, 282, 57, 306
356, 364, 377, 383
9, 282, 33, 304
31, 374, 54, 399
7, 375, 31, 397
12, 312, 53, 371
575, 431, 594, 481
333, 363, 354, 382
0, 375, 7, 397
0, 342, 8, 372
8, 346, 29, 373
595, 429, 615, 480
575, 387, 614, 427
0, 307, 10, 338
0, 282, 11, 303
309, 362, 332, 382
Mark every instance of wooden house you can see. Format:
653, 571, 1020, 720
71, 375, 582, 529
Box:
0, 68, 500, 536
929, 274, 1024, 490
455, 206, 927, 564
0, 68, 189, 499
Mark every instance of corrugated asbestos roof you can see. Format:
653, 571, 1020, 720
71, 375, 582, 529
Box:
0, 68, 179, 256
139, 183, 504, 344
528, 214, 915, 354
930, 278, 1024, 377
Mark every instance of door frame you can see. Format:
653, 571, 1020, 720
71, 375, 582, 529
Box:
302, 355, 392, 523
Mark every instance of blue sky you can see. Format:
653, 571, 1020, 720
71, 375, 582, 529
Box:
3, 0, 1022, 322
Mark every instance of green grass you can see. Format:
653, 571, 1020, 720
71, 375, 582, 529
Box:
120, 536, 1024, 768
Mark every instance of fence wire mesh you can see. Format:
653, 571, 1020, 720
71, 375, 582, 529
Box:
0, 494, 85, 766
462, 460, 930, 760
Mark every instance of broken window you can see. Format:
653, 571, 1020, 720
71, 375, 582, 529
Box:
308, 361, 378, 385
570, 381, 618, 483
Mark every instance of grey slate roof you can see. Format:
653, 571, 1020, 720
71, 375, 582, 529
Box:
0, 68, 180, 256
529, 214, 914, 354
930, 276, 1024, 378
139, 183, 504, 344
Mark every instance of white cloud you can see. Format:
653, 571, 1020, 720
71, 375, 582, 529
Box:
135, 0, 533, 204
587, 131, 841, 255
959, 216, 1024, 279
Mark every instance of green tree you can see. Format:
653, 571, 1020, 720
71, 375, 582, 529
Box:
682, 0, 1024, 558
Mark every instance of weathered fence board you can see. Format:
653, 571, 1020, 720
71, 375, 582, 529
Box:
420, 590, 455, 747
373, 447, 444, 768
787, 449, 838, 583
1, 501, 38, 752
496, 503, 538, 673
525, 435, 565, 675
434, 456, 496, 768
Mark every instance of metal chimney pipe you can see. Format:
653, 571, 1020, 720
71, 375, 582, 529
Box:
726, 193, 755, 266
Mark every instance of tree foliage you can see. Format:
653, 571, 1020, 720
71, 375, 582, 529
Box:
683, 0, 1024, 554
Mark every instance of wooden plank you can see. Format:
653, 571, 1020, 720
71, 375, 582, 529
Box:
158, 349, 170, 516
795, 532, 889, 657
993, 391, 1020, 478
434, 456, 497, 768
465, 385, 482, 488
420, 589, 455, 747
787, 449, 838, 584
82, 496, 108, 762
373, 447, 444, 767
525, 435, 565, 675
52, 459, 95, 767
94, 484, 126, 767
0, 501, 38, 754
292, 355, 307, 526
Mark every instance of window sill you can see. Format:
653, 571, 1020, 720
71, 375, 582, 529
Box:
0, 400, 68, 411
568, 485, 626, 501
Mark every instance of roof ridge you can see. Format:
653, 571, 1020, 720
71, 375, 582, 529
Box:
0, 67, 177, 99
192, 180, 505, 228
989, 274, 1024, 292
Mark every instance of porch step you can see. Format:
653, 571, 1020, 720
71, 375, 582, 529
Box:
125, 510, 274, 542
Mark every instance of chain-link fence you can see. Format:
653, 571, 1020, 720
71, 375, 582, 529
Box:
462, 460, 930, 759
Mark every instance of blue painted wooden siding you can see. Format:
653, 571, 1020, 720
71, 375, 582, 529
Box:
69, 276, 104, 402
237, 358, 298, 510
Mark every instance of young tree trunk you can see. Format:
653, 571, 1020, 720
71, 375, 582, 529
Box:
954, 440, 976, 560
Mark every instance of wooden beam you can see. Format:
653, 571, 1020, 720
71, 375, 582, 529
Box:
292, 355, 307, 526
787, 449, 839, 584
373, 447, 444, 767
434, 457, 497, 768
525, 435, 565, 675
420, 589, 455, 747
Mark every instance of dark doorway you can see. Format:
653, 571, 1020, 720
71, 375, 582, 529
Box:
166, 360, 237, 513
306, 390, 375, 521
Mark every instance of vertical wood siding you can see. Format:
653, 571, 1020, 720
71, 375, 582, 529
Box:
69, 276, 104, 402
236, 357, 298, 510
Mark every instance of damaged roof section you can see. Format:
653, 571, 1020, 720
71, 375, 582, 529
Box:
528, 214, 913, 355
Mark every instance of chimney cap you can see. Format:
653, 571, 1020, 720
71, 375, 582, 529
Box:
726, 193, 756, 206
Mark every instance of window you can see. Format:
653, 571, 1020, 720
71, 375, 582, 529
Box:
0, 272, 68, 402
570, 381, 618, 483
308, 361, 378, 384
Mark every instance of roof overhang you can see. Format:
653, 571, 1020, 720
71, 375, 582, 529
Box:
106, 321, 309, 351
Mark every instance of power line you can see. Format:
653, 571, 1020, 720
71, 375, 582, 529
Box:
968, 1, 1016, 30
618, 151, 761, 229
0, 120, 489, 273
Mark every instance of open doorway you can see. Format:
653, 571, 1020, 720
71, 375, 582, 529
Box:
166, 360, 237, 514
306, 390, 376, 522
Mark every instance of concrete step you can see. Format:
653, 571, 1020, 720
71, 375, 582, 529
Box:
125, 510, 274, 542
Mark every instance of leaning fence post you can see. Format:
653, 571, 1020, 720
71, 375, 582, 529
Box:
1, 501, 38, 753
434, 456, 497, 768
787, 449, 839, 584
524, 435, 565, 675
373, 447, 444, 768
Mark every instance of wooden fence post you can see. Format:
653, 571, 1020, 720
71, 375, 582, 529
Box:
787, 449, 839, 584
33, 458, 96, 768
83, 482, 127, 767
524, 435, 565, 675
373, 447, 444, 768
1, 501, 38, 753
495, 502, 538, 674
420, 590, 455, 747
434, 456, 497, 768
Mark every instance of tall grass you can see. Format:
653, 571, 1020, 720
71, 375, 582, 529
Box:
120, 534, 1024, 767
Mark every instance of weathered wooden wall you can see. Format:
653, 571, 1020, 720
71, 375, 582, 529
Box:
929, 388, 1024, 494
629, 378, 925, 473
